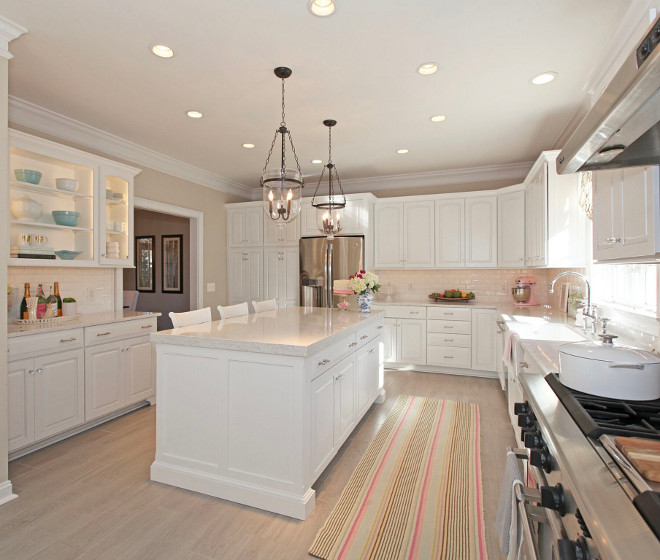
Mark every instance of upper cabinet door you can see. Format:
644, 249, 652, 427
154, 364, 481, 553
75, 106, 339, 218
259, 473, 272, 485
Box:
374, 203, 404, 268
435, 199, 465, 268
228, 208, 247, 247
403, 202, 435, 268
99, 165, 135, 267
498, 189, 525, 268
227, 207, 263, 247
264, 212, 300, 246
465, 196, 497, 267
593, 169, 620, 259
620, 167, 656, 256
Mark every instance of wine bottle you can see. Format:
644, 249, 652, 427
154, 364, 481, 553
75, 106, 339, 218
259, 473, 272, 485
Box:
20, 282, 30, 320
46, 285, 58, 318
54, 282, 62, 317
36, 284, 47, 320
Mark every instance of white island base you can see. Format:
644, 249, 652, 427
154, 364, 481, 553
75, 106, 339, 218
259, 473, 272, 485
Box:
150, 307, 385, 519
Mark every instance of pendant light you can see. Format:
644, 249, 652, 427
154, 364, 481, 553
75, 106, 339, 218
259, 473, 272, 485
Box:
311, 119, 346, 239
261, 67, 304, 225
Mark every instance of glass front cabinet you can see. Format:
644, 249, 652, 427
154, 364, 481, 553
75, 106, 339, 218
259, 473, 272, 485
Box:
8, 130, 139, 268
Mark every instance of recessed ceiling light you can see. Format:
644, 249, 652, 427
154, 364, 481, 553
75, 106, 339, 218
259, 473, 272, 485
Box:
396, 149, 409, 154
417, 63, 438, 75
430, 114, 447, 122
309, 0, 336, 17
151, 44, 174, 58
531, 71, 558, 85
311, 159, 323, 164
242, 143, 255, 149
186, 110, 203, 119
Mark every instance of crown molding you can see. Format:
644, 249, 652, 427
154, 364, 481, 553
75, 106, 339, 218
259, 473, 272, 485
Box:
8, 96, 253, 198
0, 16, 27, 59
337, 161, 532, 194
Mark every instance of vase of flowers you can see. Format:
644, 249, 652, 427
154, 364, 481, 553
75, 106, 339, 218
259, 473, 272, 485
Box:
348, 270, 381, 313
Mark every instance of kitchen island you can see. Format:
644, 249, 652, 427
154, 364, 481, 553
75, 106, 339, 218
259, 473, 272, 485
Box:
150, 307, 385, 519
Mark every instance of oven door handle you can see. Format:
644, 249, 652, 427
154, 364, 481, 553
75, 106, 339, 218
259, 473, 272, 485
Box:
518, 500, 542, 560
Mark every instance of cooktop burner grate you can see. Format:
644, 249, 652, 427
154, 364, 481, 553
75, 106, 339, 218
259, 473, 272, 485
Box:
545, 374, 660, 440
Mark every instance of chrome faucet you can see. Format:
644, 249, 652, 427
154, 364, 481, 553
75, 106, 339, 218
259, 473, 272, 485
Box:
549, 271, 592, 323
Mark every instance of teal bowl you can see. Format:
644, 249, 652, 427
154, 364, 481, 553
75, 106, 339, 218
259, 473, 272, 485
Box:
52, 211, 80, 227
14, 169, 42, 184
55, 250, 82, 260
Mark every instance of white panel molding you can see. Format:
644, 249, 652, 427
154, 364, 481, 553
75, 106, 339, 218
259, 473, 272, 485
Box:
0, 16, 27, 60
8, 96, 253, 198
0, 480, 17, 506
337, 161, 533, 194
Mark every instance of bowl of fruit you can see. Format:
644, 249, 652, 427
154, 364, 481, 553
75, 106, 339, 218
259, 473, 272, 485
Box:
429, 289, 475, 302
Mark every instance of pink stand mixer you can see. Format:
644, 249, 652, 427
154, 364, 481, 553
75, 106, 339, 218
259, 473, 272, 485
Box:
512, 276, 540, 306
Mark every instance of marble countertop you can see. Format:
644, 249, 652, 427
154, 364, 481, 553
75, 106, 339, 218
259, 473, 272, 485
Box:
8, 311, 160, 338
151, 307, 384, 357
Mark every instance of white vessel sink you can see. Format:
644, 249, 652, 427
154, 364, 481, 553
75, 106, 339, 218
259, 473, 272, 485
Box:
507, 321, 587, 342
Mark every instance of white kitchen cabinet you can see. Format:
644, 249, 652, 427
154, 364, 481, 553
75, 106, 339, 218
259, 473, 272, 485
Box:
334, 356, 356, 445
592, 166, 660, 261
435, 198, 465, 267
398, 319, 427, 364
471, 308, 498, 372
524, 150, 589, 267
355, 338, 380, 420
300, 195, 374, 238
227, 205, 263, 247
228, 248, 263, 305
263, 247, 299, 307
8, 349, 85, 452
382, 318, 398, 363
435, 196, 497, 268
374, 203, 404, 267
264, 213, 300, 246
98, 164, 136, 266
124, 336, 155, 405
497, 187, 525, 267
310, 367, 336, 480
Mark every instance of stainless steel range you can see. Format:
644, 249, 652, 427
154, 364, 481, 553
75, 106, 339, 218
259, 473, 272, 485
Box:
510, 372, 660, 559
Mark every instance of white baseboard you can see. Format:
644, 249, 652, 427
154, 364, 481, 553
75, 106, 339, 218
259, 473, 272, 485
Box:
385, 364, 498, 379
0, 480, 17, 506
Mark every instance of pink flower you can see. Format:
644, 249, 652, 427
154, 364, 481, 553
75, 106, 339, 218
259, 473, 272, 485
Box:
357, 274, 363, 278
349, 275, 353, 279
360, 269, 365, 274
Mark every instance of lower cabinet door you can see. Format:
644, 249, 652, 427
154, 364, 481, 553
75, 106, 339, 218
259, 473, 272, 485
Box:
382, 318, 398, 363
472, 308, 497, 372
33, 349, 84, 441
8, 359, 35, 452
398, 319, 427, 365
310, 368, 336, 481
334, 356, 356, 446
124, 336, 154, 405
85, 341, 125, 421
356, 339, 380, 419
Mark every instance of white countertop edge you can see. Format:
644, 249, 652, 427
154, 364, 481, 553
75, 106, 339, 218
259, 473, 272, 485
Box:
8, 311, 161, 337
151, 310, 385, 357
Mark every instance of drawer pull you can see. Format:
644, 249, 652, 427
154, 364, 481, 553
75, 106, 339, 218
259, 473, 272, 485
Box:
377, 325, 383, 330
349, 342, 358, 347
444, 355, 454, 359
317, 359, 330, 366
519, 361, 529, 369
443, 312, 454, 316
97, 331, 112, 337
410, 311, 420, 315
369, 348, 376, 354
360, 335, 368, 340
335, 374, 344, 382
444, 339, 454, 342
141, 325, 152, 329
443, 326, 454, 329
60, 337, 77, 342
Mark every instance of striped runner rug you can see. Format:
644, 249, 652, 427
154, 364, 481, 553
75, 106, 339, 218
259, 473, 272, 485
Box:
309, 395, 487, 560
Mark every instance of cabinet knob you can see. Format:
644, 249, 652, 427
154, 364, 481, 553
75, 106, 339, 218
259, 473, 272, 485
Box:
28, 369, 35, 375
369, 348, 376, 354
317, 359, 330, 366
335, 374, 344, 382
519, 361, 529, 369
35, 368, 43, 374
377, 325, 383, 330
349, 342, 358, 347
360, 335, 368, 340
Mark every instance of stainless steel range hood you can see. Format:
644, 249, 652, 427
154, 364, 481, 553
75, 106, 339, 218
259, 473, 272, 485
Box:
557, 14, 660, 174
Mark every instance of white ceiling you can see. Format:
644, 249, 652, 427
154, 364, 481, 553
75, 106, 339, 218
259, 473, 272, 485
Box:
1, 0, 630, 192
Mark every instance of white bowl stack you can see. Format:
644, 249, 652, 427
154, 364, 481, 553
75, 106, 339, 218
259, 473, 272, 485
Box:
106, 241, 119, 259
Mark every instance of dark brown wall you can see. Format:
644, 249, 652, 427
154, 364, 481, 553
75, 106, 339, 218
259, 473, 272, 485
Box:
123, 209, 190, 330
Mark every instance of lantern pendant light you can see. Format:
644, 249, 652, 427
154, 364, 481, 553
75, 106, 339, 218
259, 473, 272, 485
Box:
261, 67, 304, 225
311, 119, 346, 239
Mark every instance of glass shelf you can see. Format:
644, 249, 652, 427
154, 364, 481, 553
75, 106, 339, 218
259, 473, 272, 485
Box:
10, 180, 94, 200
10, 220, 93, 232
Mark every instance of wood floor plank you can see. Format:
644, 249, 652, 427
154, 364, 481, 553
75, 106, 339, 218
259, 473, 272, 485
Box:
0, 370, 513, 560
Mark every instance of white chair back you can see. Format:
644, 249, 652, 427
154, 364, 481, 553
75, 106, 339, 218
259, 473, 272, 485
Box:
217, 302, 249, 320
251, 299, 278, 313
169, 307, 212, 328
122, 290, 139, 311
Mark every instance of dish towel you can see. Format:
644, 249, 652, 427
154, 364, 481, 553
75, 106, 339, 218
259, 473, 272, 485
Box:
502, 330, 516, 370
495, 451, 524, 560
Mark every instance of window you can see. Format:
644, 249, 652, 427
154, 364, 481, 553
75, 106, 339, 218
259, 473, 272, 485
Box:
591, 263, 659, 315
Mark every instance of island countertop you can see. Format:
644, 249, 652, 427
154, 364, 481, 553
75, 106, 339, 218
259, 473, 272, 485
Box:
150, 307, 384, 357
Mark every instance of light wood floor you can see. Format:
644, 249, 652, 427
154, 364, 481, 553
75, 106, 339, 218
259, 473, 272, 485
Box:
1, 370, 514, 560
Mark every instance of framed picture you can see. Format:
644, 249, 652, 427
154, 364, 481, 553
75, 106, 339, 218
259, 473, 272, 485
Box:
135, 236, 155, 293
162, 234, 183, 294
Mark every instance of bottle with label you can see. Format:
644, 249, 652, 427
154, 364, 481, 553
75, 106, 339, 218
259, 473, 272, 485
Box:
19, 283, 30, 320
36, 284, 47, 319
54, 282, 62, 317
46, 285, 58, 318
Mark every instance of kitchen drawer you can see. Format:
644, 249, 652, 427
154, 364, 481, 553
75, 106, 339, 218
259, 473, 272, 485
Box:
427, 307, 471, 322
356, 317, 384, 348
427, 346, 472, 369
427, 319, 471, 335
85, 317, 157, 346
377, 306, 427, 319
9, 327, 84, 360
311, 333, 357, 380
427, 333, 471, 348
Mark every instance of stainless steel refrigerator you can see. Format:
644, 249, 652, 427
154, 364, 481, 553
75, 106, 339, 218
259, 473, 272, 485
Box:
299, 236, 364, 308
